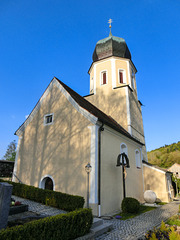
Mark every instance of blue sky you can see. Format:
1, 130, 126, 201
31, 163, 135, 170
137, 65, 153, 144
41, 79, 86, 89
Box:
0, 0, 180, 158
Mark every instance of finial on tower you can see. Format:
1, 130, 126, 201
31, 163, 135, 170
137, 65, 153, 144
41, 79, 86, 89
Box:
108, 18, 113, 36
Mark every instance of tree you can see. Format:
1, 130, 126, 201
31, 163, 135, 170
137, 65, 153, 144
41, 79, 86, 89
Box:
3, 140, 17, 161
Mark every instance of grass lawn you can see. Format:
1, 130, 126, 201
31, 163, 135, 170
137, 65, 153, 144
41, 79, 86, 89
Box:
166, 214, 180, 226
115, 205, 156, 220
156, 202, 167, 205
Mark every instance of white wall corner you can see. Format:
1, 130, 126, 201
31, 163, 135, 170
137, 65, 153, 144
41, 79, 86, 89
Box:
126, 87, 132, 135
12, 136, 22, 182
111, 59, 116, 88
94, 64, 96, 94
88, 125, 99, 204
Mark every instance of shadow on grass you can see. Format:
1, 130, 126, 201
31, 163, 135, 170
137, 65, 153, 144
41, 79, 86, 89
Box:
115, 205, 156, 220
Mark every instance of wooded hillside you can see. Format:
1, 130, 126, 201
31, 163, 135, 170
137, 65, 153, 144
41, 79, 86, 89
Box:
147, 141, 180, 168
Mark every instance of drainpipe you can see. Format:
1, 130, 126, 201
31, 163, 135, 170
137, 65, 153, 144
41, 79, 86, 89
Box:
140, 148, 145, 193
13, 173, 23, 184
98, 122, 104, 217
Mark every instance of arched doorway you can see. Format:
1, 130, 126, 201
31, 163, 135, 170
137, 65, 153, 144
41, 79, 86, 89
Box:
39, 175, 55, 191
172, 180, 177, 196
45, 177, 53, 190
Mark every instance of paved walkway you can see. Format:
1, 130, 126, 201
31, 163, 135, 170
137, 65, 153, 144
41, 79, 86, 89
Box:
12, 195, 67, 216
10, 196, 180, 239
96, 200, 180, 240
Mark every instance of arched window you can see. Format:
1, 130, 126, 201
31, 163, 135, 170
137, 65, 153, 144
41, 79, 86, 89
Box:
120, 143, 128, 164
119, 70, 124, 84
135, 150, 141, 168
131, 68, 136, 89
39, 175, 55, 191
101, 71, 107, 85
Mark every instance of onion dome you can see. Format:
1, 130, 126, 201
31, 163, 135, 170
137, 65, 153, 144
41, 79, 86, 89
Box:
93, 32, 131, 62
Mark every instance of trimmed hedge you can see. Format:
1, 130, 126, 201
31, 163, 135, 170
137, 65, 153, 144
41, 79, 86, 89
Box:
121, 197, 140, 213
0, 208, 93, 240
0, 179, 84, 211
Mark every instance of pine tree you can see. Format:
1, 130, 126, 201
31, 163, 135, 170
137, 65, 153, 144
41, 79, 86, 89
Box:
3, 140, 17, 161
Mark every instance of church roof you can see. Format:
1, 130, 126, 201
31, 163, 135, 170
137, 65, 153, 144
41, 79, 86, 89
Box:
15, 77, 143, 145
92, 33, 131, 62
142, 160, 172, 174
56, 78, 143, 145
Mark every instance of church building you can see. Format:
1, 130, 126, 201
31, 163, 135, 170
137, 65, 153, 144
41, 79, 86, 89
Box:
13, 26, 148, 216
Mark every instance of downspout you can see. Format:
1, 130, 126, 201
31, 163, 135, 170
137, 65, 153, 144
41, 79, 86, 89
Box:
98, 122, 104, 217
140, 148, 145, 193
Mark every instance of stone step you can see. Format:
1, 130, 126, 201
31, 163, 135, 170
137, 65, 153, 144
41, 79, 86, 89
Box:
92, 218, 103, 228
91, 222, 113, 238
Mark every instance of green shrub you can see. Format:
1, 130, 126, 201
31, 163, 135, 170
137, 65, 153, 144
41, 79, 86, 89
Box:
0, 208, 93, 240
0, 179, 84, 211
121, 197, 140, 213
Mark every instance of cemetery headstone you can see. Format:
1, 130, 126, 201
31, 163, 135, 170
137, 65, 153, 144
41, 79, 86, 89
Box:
0, 182, 13, 230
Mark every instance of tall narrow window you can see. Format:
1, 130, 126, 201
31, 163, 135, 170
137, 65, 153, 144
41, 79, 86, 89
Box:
131, 69, 135, 89
119, 71, 124, 83
135, 150, 141, 168
101, 71, 107, 85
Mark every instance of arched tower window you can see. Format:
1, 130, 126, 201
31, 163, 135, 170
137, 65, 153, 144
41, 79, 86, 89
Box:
119, 70, 124, 84
135, 149, 141, 168
120, 143, 128, 164
101, 71, 107, 85
131, 68, 136, 89
39, 175, 55, 191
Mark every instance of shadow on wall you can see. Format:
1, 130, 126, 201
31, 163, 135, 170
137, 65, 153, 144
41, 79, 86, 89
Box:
16, 82, 144, 201
17, 84, 92, 198
85, 87, 128, 132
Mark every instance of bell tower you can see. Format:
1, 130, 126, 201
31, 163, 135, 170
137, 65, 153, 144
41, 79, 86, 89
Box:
84, 22, 147, 160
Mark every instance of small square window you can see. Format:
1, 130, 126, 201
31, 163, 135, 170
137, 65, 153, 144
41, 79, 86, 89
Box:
44, 114, 53, 125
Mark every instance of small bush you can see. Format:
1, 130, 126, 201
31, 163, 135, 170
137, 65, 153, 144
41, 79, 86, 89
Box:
0, 179, 84, 211
0, 208, 93, 240
121, 197, 140, 213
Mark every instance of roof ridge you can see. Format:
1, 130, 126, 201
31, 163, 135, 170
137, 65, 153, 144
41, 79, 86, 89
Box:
15, 76, 144, 145
55, 77, 143, 145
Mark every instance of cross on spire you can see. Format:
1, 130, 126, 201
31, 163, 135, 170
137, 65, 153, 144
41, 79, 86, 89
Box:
108, 18, 112, 28
108, 19, 113, 36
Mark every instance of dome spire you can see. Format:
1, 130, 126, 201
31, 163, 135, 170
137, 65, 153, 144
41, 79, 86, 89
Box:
108, 18, 113, 37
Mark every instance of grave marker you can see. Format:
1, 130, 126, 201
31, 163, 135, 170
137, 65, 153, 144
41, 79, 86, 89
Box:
0, 182, 13, 230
